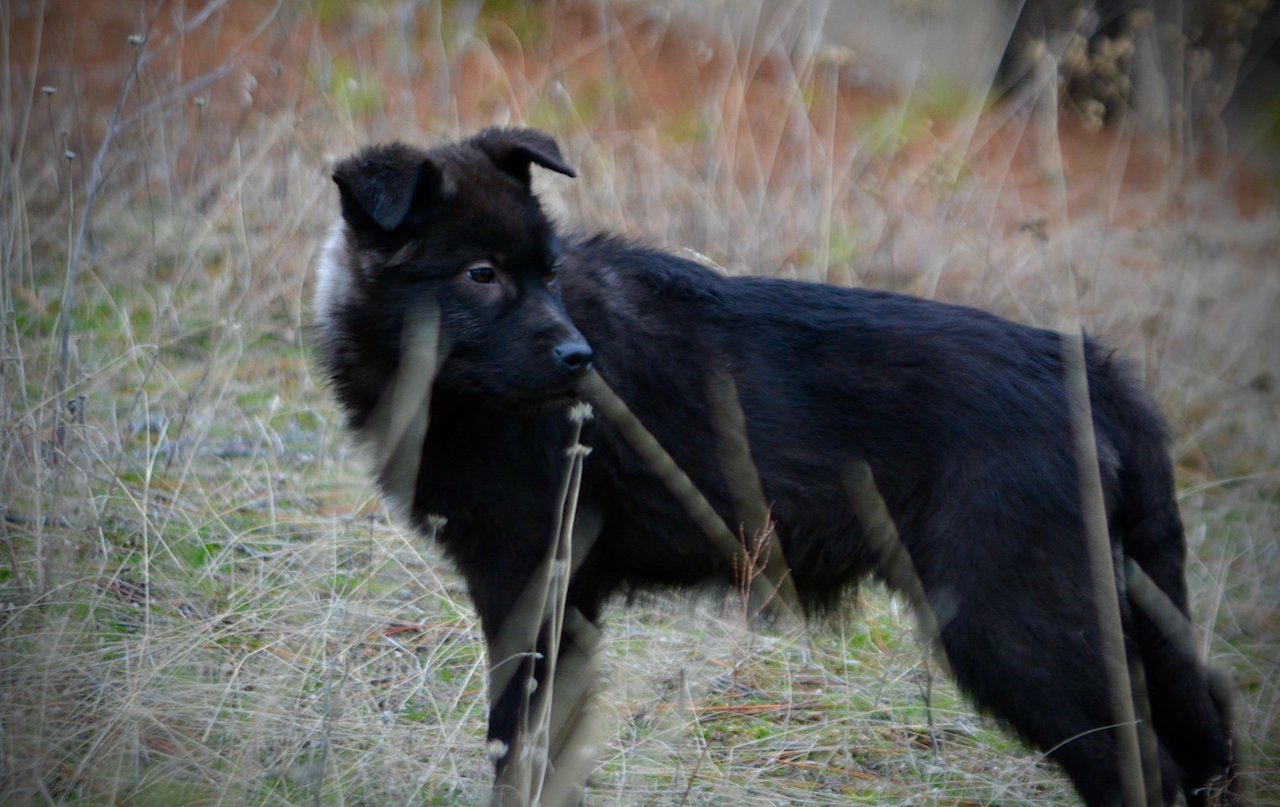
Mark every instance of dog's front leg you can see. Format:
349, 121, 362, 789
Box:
486, 601, 602, 807
483, 407, 603, 806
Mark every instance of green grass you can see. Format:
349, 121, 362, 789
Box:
1, 1, 1277, 805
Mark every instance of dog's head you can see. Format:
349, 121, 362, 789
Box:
314, 128, 590, 419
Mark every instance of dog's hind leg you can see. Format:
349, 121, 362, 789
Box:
929, 547, 1189, 807
1116, 438, 1238, 805
854, 466, 1165, 803
1125, 558, 1238, 806
848, 462, 1177, 803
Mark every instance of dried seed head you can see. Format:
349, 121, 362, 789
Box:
1081, 99, 1106, 134
127, 33, 144, 47
568, 401, 595, 424
485, 739, 509, 760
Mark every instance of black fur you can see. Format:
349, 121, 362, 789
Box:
314, 128, 1236, 806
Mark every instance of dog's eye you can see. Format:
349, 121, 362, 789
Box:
544, 264, 560, 284
465, 263, 497, 284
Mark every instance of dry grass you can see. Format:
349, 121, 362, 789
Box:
1, 1, 1276, 804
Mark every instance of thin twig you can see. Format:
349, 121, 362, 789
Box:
528, 404, 592, 806
54, 26, 148, 450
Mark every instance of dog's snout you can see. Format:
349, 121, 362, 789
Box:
553, 341, 593, 374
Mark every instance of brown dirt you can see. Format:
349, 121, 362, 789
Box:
18, 0, 1273, 220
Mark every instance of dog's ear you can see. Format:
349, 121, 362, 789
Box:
332, 144, 453, 232
469, 127, 576, 185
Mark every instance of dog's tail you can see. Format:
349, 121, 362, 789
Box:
1109, 375, 1239, 805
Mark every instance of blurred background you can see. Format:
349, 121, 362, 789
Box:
2, 1, 1277, 804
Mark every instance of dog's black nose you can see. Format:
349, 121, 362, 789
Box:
553, 341, 593, 374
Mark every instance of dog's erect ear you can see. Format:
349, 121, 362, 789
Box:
332, 144, 452, 232
469, 127, 576, 185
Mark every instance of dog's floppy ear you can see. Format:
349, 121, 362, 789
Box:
332, 143, 452, 232
469, 127, 576, 185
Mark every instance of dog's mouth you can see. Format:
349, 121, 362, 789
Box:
512, 382, 589, 411
522, 393, 586, 414
498, 361, 593, 407
442, 375, 587, 413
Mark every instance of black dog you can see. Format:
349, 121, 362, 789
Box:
314, 128, 1236, 806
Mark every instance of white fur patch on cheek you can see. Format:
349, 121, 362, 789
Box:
313, 219, 352, 328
